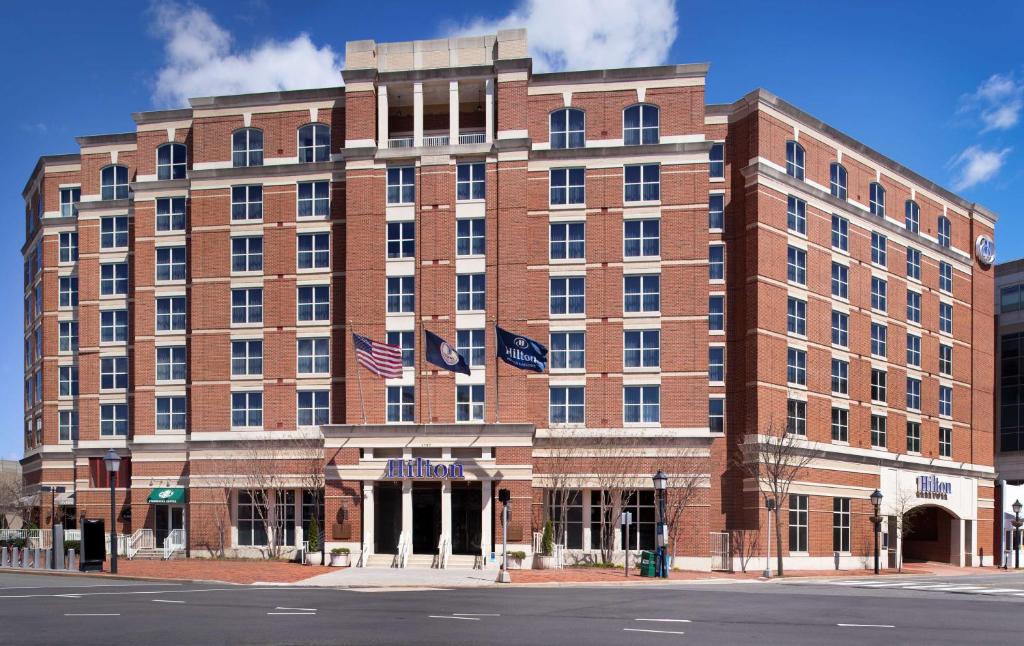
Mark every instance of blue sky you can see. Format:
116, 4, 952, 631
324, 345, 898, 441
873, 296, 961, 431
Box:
2, 1, 1021, 458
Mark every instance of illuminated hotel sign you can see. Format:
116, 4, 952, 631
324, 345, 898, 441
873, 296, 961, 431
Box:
916, 474, 952, 499
385, 458, 465, 479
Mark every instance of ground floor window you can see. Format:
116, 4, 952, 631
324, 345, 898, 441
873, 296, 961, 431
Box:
238, 490, 268, 546
546, 490, 583, 549
833, 497, 850, 552
620, 490, 656, 550
789, 494, 808, 552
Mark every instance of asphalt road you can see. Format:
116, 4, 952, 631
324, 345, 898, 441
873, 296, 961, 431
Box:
1, 571, 1023, 645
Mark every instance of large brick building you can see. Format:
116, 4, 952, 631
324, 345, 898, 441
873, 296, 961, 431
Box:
19, 30, 999, 569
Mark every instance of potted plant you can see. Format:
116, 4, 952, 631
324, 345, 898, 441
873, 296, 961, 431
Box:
507, 550, 526, 569
533, 520, 557, 569
330, 547, 350, 567
305, 516, 323, 565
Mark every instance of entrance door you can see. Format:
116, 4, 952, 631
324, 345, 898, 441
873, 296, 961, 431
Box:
451, 482, 482, 555
154, 505, 185, 548
374, 482, 402, 554
412, 483, 441, 554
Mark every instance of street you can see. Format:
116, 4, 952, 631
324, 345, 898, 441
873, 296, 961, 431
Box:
1, 571, 1023, 645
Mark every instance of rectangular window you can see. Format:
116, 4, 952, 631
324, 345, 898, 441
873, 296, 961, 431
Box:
550, 386, 584, 424
456, 385, 485, 422
100, 216, 129, 249
386, 331, 414, 368
906, 377, 921, 411
789, 494, 808, 552
871, 369, 887, 403
297, 337, 330, 374
906, 247, 921, 280
939, 344, 952, 376
624, 330, 659, 368
709, 346, 725, 382
939, 385, 952, 417
709, 143, 724, 179
871, 323, 887, 358
906, 334, 921, 367
59, 232, 78, 262
550, 331, 585, 370
156, 197, 186, 232
231, 236, 262, 273
59, 187, 81, 218
709, 295, 724, 332
831, 215, 848, 251
456, 162, 485, 201
387, 221, 415, 259
787, 297, 806, 336
709, 398, 725, 433
297, 181, 329, 217
907, 291, 921, 324
830, 164, 847, 200
59, 365, 78, 397
787, 399, 806, 435
550, 276, 585, 315
787, 246, 806, 285
456, 273, 485, 311
231, 185, 263, 220
100, 263, 128, 296
831, 262, 848, 299
550, 168, 585, 205
231, 340, 263, 376
871, 414, 887, 448
907, 422, 921, 453
623, 164, 660, 202
456, 218, 485, 256
939, 302, 953, 334
831, 407, 849, 442
623, 274, 660, 313
237, 491, 267, 547
624, 385, 660, 424
939, 427, 952, 458
155, 246, 186, 281
787, 347, 806, 385
386, 277, 415, 313
59, 410, 79, 442
231, 392, 262, 428
156, 346, 187, 381
709, 194, 724, 230
709, 245, 725, 280
387, 386, 415, 422
100, 356, 128, 390
1002, 285, 1023, 313
155, 296, 186, 331
623, 219, 659, 257
939, 261, 953, 294
297, 390, 330, 426
871, 276, 887, 312
831, 359, 848, 395
100, 309, 128, 342
297, 233, 330, 269
231, 288, 262, 324
59, 321, 79, 353
297, 285, 330, 322
386, 167, 415, 205
456, 329, 486, 368
833, 498, 851, 553
156, 396, 186, 432
550, 222, 586, 260
831, 310, 848, 347
871, 232, 887, 267
100, 403, 129, 436
787, 196, 806, 234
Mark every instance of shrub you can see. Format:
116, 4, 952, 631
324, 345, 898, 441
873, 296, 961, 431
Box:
541, 519, 554, 556
508, 550, 526, 561
307, 516, 320, 553
331, 547, 350, 555
63, 540, 80, 553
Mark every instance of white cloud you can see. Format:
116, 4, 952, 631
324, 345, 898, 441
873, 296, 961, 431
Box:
446, 0, 678, 72
949, 145, 1011, 190
959, 72, 1024, 133
150, 3, 342, 107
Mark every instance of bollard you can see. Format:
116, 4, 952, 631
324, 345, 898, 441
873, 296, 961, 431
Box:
12, 547, 20, 569
35, 548, 43, 569
45, 550, 52, 569
1, 545, 8, 567
67, 549, 77, 571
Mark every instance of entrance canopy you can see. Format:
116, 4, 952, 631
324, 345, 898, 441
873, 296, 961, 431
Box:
147, 488, 185, 504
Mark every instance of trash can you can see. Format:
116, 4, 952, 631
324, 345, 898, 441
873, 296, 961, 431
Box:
639, 550, 657, 577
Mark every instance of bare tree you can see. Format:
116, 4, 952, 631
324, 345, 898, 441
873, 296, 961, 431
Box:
591, 435, 645, 565
888, 487, 920, 573
731, 529, 760, 573
663, 457, 711, 563
734, 418, 816, 576
539, 429, 584, 561
0, 462, 28, 530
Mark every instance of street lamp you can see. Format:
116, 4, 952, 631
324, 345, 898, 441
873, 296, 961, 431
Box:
869, 489, 884, 575
40, 485, 66, 570
103, 449, 121, 574
763, 497, 776, 579
1012, 499, 1023, 570
653, 470, 668, 578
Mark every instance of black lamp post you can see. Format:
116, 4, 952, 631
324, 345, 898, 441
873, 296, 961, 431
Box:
1012, 499, 1023, 570
40, 485, 66, 569
653, 470, 668, 578
103, 449, 121, 574
869, 489, 883, 575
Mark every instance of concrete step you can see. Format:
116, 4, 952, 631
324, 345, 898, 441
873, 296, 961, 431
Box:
364, 553, 397, 567
405, 554, 437, 568
444, 554, 481, 569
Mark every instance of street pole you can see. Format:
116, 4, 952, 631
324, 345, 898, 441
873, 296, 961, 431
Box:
496, 488, 511, 583
763, 498, 774, 579
109, 470, 117, 574
873, 518, 880, 575
50, 487, 56, 569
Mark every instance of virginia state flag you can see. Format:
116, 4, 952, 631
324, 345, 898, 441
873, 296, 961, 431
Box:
424, 330, 471, 375
495, 325, 547, 373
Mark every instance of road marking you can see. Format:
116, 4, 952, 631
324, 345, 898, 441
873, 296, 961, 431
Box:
267, 612, 316, 616
276, 607, 317, 611
64, 613, 121, 617
624, 628, 686, 635
903, 584, 960, 590
453, 613, 500, 616
635, 619, 692, 623
153, 599, 185, 604
837, 624, 894, 628
976, 588, 1023, 594
0, 582, 182, 591
429, 615, 480, 621
942, 586, 986, 591
56, 594, 82, 598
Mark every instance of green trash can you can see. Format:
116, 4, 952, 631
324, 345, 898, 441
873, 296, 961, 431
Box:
639, 550, 657, 577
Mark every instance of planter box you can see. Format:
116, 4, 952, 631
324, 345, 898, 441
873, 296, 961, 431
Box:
330, 553, 350, 567
532, 555, 557, 570
305, 551, 325, 566
507, 557, 524, 570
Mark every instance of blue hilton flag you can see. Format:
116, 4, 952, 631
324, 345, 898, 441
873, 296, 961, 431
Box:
424, 330, 471, 375
495, 325, 547, 373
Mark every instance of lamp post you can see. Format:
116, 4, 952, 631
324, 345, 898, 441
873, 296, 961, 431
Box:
1012, 499, 1023, 570
763, 497, 776, 579
40, 485, 66, 569
103, 449, 121, 574
869, 489, 884, 575
653, 470, 668, 578
496, 488, 511, 583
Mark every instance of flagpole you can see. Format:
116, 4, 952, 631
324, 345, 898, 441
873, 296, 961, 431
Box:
350, 321, 367, 425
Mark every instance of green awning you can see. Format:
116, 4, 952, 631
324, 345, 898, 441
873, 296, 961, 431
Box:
147, 488, 185, 504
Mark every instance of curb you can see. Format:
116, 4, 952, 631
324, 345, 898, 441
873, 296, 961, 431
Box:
0, 567, 242, 586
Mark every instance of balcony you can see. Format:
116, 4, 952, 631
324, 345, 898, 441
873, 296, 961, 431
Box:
385, 131, 486, 150
379, 79, 491, 151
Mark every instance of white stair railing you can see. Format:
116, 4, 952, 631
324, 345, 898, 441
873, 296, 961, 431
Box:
356, 542, 367, 568
436, 535, 449, 569
396, 531, 410, 568
163, 529, 185, 560
126, 529, 154, 560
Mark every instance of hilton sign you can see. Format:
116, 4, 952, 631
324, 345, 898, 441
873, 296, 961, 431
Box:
916, 475, 952, 499
385, 458, 465, 480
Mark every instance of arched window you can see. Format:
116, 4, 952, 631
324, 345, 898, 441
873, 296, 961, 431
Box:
869, 182, 886, 217
100, 165, 129, 200
785, 141, 805, 180
829, 162, 847, 200
156, 143, 187, 180
298, 123, 330, 163
905, 200, 920, 233
550, 108, 585, 149
232, 128, 264, 168
623, 104, 659, 145
937, 216, 951, 247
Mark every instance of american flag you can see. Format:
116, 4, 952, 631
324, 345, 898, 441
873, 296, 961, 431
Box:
352, 332, 403, 378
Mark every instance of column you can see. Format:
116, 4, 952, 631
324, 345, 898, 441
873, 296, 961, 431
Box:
481, 480, 492, 560
413, 82, 424, 148
484, 78, 495, 143
582, 488, 592, 553
402, 480, 413, 550
363, 482, 374, 556
441, 480, 452, 557
377, 84, 389, 147
952, 518, 965, 567
449, 80, 459, 145
294, 489, 303, 548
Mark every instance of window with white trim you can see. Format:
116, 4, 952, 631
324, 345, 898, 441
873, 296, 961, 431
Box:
787, 195, 806, 234
550, 168, 585, 205
830, 162, 847, 200
387, 221, 414, 259
906, 247, 921, 280
232, 128, 263, 167
939, 261, 953, 293
831, 310, 848, 347
550, 222, 585, 260
871, 368, 887, 403
386, 332, 414, 368
624, 330, 659, 368
709, 346, 726, 382
156, 396, 186, 432
869, 182, 885, 217
456, 218, 485, 256
157, 143, 187, 180
787, 399, 806, 435
456, 274, 485, 311
871, 322, 887, 358
787, 246, 806, 285
939, 385, 952, 417
59, 276, 78, 308
297, 390, 329, 426
787, 297, 806, 336
549, 386, 584, 424
100, 356, 128, 390
550, 108, 585, 149
101, 165, 129, 200
939, 302, 953, 334
297, 337, 330, 374
155, 296, 186, 331
156, 197, 186, 231
871, 232, 887, 267
709, 143, 724, 179
709, 194, 724, 230
785, 141, 805, 180
100, 263, 128, 296
831, 407, 848, 442
709, 295, 724, 332
101, 309, 128, 342
787, 347, 806, 385
907, 333, 921, 367
906, 377, 921, 411
937, 216, 951, 247
297, 285, 330, 322
623, 385, 659, 424
386, 167, 415, 204
297, 181, 330, 217
550, 276, 585, 315
297, 233, 329, 269
456, 385, 484, 422
831, 262, 848, 299
59, 365, 78, 397
905, 200, 919, 233
100, 216, 129, 249
871, 276, 887, 312
59, 187, 81, 218
231, 288, 262, 324
387, 277, 414, 313
939, 344, 952, 376
623, 164, 660, 202
833, 498, 851, 552
59, 232, 78, 262
907, 291, 921, 324
156, 346, 186, 381
710, 245, 725, 280
59, 321, 78, 353
231, 340, 262, 376
709, 398, 725, 433
59, 410, 78, 442
550, 331, 585, 370
831, 214, 848, 251
939, 427, 952, 457
100, 403, 128, 436
831, 359, 848, 395
298, 123, 330, 163
156, 246, 186, 281
231, 185, 263, 220
456, 329, 486, 368
907, 421, 921, 453
387, 386, 414, 422
623, 274, 660, 313
623, 104, 659, 145
789, 494, 808, 552
231, 391, 262, 427
871, 414, 887, 448
456, 162, 486, 200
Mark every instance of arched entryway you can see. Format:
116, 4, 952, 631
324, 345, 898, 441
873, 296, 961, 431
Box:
902, 505, 957, 564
